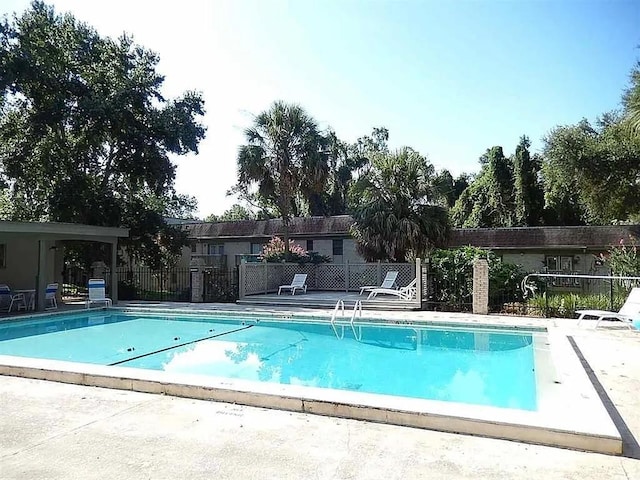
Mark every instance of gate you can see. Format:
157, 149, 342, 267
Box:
202, 268, 239, 303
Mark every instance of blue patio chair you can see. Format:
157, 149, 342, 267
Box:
0, 284, 26, 312
85, 278, 113, 309
45, 283, 59, 310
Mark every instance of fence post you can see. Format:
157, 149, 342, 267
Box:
377, 261, 382, 285
263, 262, 268, 294
190, 269, 203, 303
345, 261, 350, 292
238, 261, 246, 299
190, 257, 204, 303
472, 259, 489, 315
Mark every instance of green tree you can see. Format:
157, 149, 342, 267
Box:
204, 204, 256, 222
450, 146, 516, 227
322, 127, 387, 215
233, 101, 327, 253
434, 170, 470, 208
350, 148, 449, 262
0, 1, 205, 267
623, 60, 640, 135
512, 136, 544, 226
541, 116, 640, 224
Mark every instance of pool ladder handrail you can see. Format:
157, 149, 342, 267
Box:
330, 299, 345, 339
350, 300, 363, 341
330, 299, 363, 340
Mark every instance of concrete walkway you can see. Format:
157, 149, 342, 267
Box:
1, 320, 640, 479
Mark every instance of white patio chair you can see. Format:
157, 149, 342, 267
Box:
576, 287, 640, 329
85, 278, 113, 308
278, 274, 308, 295
45, 283, 59, 310
0, 284, 26, 312
359, 271, 399, 295
367, 278, 417, 300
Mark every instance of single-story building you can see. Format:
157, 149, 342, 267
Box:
448, 225, 638, 276
180, 216, 637, 278
0, 221, 129, 310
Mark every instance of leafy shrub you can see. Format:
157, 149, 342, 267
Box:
600, 235, 640, 276
525, 292, 627, 318
260, 236, 330, 264
118, 280, 138, 300
428, 246, 525, 310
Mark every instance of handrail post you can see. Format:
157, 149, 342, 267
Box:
610, 274, 614, 311
544, 279, 549, 318
415, 258, 422, 308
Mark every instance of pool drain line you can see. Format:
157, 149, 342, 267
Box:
108, 324, 254, 366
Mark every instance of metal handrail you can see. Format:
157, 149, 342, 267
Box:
350, 300, 363, 341
520, 273, 640, 297
330, 299, 345, 339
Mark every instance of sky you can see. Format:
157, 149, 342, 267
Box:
2, 0, 639, 218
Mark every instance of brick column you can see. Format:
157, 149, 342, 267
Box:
473, 259, 489, 315
190, 257, 205, 303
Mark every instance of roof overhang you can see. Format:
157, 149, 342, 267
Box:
0, 221, 129, 242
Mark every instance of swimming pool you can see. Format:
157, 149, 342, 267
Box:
0, 310, 536, 410
0, 308, 622, 454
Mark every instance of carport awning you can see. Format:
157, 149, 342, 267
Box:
0, 221, 129, 311
0, 221, 129, 241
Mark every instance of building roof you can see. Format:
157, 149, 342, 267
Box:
183, 215, 353, 240
184, 215, 640, 251
0, 221, 129, 241
448, 225, 640, 250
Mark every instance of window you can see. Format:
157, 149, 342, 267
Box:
251, 243, 263, 255
208, 244, 224, 255
306, 239, 314, 251
190, 243, 197, 253
0, 244, 5, 268
545, 255, 580, 287
545, 255, 575, 271
332, 239, 343, 256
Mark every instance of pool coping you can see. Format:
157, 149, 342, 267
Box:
0, 307, 622, 455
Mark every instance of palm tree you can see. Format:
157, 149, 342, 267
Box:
235, 101, 327, 253
624, 62, 640, 135
350, 148, 450, 262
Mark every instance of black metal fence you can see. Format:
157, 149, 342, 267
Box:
203, 268, 239, 303
504, 273, 640, 318
116, 267, 192, 302
421, 261, 473, 312
61, 266, 90, 299
62, 266, 240, 303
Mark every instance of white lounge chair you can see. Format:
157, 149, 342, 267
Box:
278, 274, 308, 295
359, 271, 399, 295
85, 278, 113, 308
367, 278, 417, 300
0, 284, 26, 312
576, 287, 640, 329
45, 283, 59, 310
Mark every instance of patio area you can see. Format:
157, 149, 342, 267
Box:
0, 310, 638, 479
237, 290, 419, 310
0, 300, 89, 319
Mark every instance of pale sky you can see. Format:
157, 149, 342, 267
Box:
2, 0, 639, 218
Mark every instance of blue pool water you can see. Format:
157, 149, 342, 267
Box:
0, 311, 538, 410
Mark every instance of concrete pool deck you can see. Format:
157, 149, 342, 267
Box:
1, 306, 640, 478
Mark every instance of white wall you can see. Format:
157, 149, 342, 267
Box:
225, 241, 251, 265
